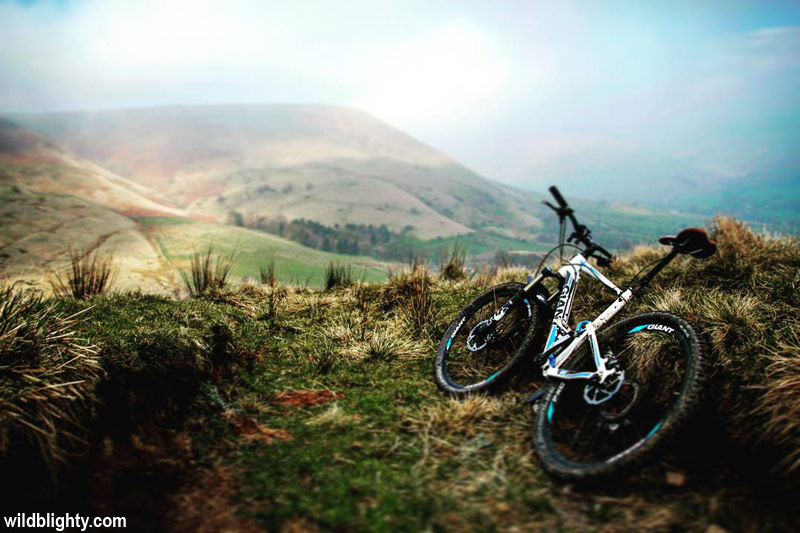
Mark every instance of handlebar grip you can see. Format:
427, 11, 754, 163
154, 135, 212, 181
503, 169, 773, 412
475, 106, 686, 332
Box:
595, 244, 613, 258
549, 186, 568, 208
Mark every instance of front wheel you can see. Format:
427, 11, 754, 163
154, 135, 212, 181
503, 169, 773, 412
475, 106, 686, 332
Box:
533, 311, 705, 481
434, 282, 546, 396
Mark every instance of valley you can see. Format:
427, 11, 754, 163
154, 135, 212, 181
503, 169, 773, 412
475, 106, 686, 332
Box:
1, 105, 732, 293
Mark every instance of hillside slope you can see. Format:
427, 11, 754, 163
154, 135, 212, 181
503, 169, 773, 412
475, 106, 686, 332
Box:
0, 120, 393, 290
15, 105, 547, 240
0, 121, 183, 292
0, 185, 179, 293
0, 119, 183, 217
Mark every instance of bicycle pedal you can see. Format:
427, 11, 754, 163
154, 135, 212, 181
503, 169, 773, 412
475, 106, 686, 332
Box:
524, 388, 546, 404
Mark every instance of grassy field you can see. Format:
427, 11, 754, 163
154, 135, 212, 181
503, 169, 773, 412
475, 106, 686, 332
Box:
0, 186, 391, 293
140, 216, 392, 287
2, 217, 799, 531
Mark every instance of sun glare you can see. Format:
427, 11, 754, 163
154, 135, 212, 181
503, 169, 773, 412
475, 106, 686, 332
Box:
358, 21, 508, 126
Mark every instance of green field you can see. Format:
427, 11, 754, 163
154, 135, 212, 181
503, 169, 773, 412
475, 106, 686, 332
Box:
139, 216, 393, 287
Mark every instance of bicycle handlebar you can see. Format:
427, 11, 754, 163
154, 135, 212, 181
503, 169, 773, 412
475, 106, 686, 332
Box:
544, 185, 613, 266
549, 186, 568, 209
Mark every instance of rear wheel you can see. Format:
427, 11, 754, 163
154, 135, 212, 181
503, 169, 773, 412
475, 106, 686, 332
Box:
434, 283, 546, 396
533, 312, 704, 480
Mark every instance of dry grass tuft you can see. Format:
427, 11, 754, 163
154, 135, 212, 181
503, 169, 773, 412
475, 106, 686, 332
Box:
325, 262, 354, 290
306, 403, 361, 427
440, 242, 469, 281
50, 248, 117, 299
703, 292, 770, 354
473, 265, 497, 287
359, 328, 425, 361
382, 266, 438, 338
749, 334, 800, 472
259, 260, 276, 287
408, 396, 509, 438
488, 266, 529, 285
181, 245, 237, 297
0, 282, 102, 470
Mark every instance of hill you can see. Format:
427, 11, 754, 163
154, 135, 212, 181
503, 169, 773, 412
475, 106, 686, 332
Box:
13, 105, 713, 253
0, 120, 392, 290
703, 158, 800, 229
14, 105, 547, 241
2, 217, 799, 531
0, 118, 183, 217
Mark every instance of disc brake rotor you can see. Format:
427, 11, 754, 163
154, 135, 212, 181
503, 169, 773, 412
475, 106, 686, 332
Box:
466, 319, 496, 352
583, 369, 626, 405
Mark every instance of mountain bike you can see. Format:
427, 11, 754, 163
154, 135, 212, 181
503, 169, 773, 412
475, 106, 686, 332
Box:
433, 186, 716, 480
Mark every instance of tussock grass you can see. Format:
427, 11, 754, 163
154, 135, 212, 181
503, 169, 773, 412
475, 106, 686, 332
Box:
318, 308, 424, 364
360, 328, 425, 361
324, 262, 354, 290
182, 245, 237, 297
382, 266, 439, 338
0, 283, 101, 470
440, 242, 469, 281
750, 333, 800, 472
306, 403, 360, 427
487, 266, 529, 285
50, 248, 117, 299
408, 396, 509, 438
259, 260, 276, 287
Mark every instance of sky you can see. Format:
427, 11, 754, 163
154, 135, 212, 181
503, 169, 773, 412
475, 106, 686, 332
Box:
1, 0, 799, 183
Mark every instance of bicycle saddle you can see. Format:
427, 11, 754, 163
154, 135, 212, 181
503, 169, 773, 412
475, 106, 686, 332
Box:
659, 228, 716, 258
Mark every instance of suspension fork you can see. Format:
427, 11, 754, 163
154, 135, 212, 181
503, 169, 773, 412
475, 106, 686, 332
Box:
481, 267, 558, 327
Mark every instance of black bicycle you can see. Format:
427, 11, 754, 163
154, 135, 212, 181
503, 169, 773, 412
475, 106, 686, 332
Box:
434, 186, 716, 480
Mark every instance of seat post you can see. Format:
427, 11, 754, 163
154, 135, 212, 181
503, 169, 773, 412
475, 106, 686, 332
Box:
632, 249, 679, 294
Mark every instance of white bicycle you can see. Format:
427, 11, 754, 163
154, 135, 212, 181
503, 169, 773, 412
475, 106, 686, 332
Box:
434, 186, 716, 480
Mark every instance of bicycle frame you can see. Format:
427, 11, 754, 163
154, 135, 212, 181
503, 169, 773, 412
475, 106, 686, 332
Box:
536, 253, 634, 384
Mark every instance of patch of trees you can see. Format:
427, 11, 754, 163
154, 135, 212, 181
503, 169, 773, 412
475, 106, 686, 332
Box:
233, 212, 418, 260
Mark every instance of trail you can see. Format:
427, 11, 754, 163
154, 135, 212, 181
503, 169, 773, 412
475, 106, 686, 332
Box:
131, 218, 181, 290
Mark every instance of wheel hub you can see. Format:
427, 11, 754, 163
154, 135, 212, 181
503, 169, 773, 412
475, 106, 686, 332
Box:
599, 381, 641, 420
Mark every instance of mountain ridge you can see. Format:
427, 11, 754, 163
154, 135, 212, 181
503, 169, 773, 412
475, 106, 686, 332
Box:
12, 104, 546, 241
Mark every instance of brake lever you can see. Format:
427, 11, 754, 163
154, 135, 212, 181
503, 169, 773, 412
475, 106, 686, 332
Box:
543, 200, 576, 221
542, 201, 561, 214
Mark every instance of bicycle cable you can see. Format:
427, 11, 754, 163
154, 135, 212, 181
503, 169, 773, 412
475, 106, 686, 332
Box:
534, 242, 583, 276
624, 255, 666, 291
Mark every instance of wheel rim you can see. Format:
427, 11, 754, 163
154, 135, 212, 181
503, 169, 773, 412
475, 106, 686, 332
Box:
443, 288, 534, 389
542, 320, 693, 467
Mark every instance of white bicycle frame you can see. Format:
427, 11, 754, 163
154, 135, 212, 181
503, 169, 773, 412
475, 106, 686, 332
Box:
538, 253, 633, 383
